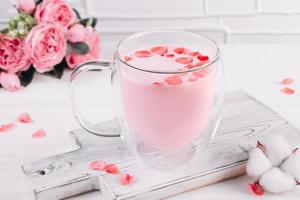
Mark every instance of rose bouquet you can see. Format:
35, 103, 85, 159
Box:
0, 0, 100, 92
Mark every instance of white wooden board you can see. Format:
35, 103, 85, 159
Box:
21, 90, 300, 200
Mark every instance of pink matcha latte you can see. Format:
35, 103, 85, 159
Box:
120, 45, 215, 151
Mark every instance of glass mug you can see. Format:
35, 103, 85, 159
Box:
70, 31, 224, 169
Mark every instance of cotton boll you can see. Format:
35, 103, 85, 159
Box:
280, 148, 300, 183
246, 147, 272, 178
260, 134, 292, 165
259, 167, 297, 194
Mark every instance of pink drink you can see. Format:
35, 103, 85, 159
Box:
120, 46, 215, 151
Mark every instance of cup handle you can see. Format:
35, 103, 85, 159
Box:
69, 59, 121, 137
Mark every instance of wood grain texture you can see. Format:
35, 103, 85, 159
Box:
21, 90, 300, 200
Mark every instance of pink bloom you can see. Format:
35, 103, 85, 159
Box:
0, 72, 21, 92
66, 24, 100, 69
16, 0, 36, 14
25, 23, 66, 73
0, 34, 31, 73
35, 0, 76, 27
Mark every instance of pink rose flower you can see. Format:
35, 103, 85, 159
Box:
0, 34, 31, 73
16, 0, 36, 14
35, 0, 76, 27
25, 23, 67, 73
66, 24, 100, 69
0, 72, 21, 92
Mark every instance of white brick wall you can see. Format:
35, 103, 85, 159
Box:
2, 0, 300, 44
206, 0, 257, 15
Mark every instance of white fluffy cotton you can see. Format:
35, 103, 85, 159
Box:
246, 147, 272, 178
260, 134, 292, 165
259, 167, 297, 194
280, 148, 300, 183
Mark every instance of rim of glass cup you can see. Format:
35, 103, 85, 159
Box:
115, 30, 220, 74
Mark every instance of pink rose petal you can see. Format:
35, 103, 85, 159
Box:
164, 75, 183, 85
282, 78, 294, 85
119, 173, 134, 186
32, 129, 46, 139
0, 123, 16, 132
105, 164, 119, 174
197, 55, 209, 61
173, 47, 186, 54
89, 160, 106, 171
188, 51, 201, 57
166, 54, 174, 58
150, 46, 168, 56
17, 112, 33, 123
282, 87, 295, 95
248, 182, 264, 196
134, 50, 152, 58
185, 64, 195, 69
124, 56, 133, 62
175, 57, 193, 64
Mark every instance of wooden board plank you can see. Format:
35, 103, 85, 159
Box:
21, 90, 300, 200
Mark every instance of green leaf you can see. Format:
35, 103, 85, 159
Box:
73, 8, 81, 20
46, 59, 66, 79
19, 66, 35, 87
79, 18, 97, 28
72, 42, 89, 55
66, 42, 72, 54
35, 0, 43, 5
0, 28, 9, 34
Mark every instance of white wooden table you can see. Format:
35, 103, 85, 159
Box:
1, 44, 300, 200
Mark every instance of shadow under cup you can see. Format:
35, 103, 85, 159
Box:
114, 31, 224, 169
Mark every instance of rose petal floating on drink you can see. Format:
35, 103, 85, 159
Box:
0, 123, 16, 132
89, 160, 106, 171
197, 55, 209, 61
119, 173, 134, 186
150, 46, 168, 56
105, 164, 119, 174
32, 128, 46, 139
124, 56, 133, 62
188, 51, 201, 57
173, 47, 186, 54
282, 78, 294, 85
164, 75, 183, 85
282, 87, 295, 95
175, 57, 193, 64
194, 61, 209, 67
134, 50, 152, 58
166, 54, 174, 58
17, 112, 33, 123
185, 64, 195, 69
